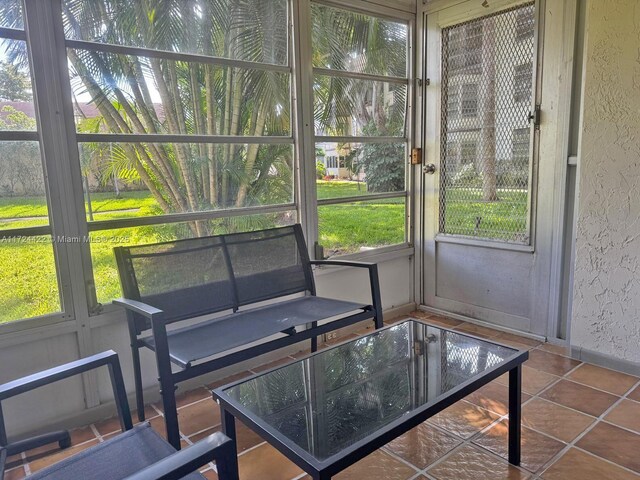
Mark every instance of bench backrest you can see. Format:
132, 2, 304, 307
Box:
114, 224, 315, 334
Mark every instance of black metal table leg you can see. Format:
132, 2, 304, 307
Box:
508, 365, 522, 466
220, 408, 239, 479
221, 408, 237, 449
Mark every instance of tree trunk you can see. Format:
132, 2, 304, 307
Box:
481, 18, 498, 202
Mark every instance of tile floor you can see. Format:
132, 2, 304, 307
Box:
3, 312, 640, 480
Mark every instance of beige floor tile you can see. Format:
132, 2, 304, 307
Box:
335, 449, 417, 479
522, 397, 595, 442
237, 443, 303, 480
525, 350, 581, 376
155, 386, 211, 411
428, 400, 500, 439
454, 323, 502, 338
536, 343, 572, 357
567, 363, 639, 396
427, 444, 530, 480
464, 381, 532, 416
3, 466, 27, 480
628, 385, 640, 402
473, 420, 565, 473
201, 469, 219, 479
251, 356, 296, 373
542, 448, 640, 480
494, 332, 542, 348
191, 422, 264, 453
496, 366, 559, 395
540, 380, 619, 417
411, 312, 464, 329
207, 371, 253, 390
94, 405, 158, 436
28, 439, 100, 473
577, 422, 640, 473
176, 398, 222, 436
605, 399, 640, 434
386, 423, 461, 469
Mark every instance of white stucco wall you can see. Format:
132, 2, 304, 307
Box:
571, 0, 640, 364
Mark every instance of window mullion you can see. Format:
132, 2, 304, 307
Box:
292, 0, 319, 258
23, 0, 101, 406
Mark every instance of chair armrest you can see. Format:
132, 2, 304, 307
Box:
0, 350, 116, 400
113, 298, 164, 319
0, 350, 133, 432
123, 432, 237, 480
309, 260, 383, 326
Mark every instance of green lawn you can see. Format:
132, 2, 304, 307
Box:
0, 182, 527, 323
318, 197, 406, 256
442, 189, 529, 241
316, 180, 370, 200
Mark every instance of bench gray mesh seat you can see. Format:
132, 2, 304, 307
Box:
114, 224, 383, 449
28, 424, 203, 480
142, 296, 368, 368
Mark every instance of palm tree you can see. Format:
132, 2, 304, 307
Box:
59, 0, 292, 235
311, 4, 407, 192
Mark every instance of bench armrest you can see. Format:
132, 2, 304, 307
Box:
113, 298, 164, 319
0, 350, 133, 435
310, 259, 376, 269
309, 260, 383, 326
123, 432, 237, 480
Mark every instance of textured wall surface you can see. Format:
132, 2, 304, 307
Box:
571, 0, 640, 363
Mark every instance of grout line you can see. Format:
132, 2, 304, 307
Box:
236, 440, 267, 458
536, 377, 640, 476
379, 445, 423, 474
407, 472, 426, 480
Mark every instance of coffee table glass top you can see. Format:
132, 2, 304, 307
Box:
220, 320, 519, 461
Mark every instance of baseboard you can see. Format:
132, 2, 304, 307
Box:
417, 305, 546, 342
571, 345, 640, 377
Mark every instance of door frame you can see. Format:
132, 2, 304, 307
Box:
413, 0, 579, 340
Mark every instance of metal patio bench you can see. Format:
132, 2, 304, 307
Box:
0, 350, 238, 480
113, 224, 383, 449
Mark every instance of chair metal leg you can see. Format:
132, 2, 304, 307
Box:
159, 376, 181, 450
3, 430, 70, 459
508, 365, 522, 466
1, 447, 7, 480
131, 343, 145, 422
311, 322, 318, 352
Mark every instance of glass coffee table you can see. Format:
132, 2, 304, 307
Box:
212, 319, 528, 479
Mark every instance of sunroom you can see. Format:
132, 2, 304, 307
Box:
0, 0, 638, 479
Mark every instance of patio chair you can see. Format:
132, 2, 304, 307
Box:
0, 350, 238, 480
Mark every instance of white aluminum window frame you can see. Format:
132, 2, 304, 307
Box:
0, 0, 416, 334
63, 1, 300, 315
0, 22, 77, 333
307, 0, 414, 259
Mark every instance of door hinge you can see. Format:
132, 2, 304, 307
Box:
528, 104, 541, 129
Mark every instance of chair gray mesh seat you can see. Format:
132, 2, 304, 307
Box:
27, 424, 203, 480
141, 296, 369, 368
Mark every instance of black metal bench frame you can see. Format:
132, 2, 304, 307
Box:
114, 224, 383, 450
0, 350, 239, 480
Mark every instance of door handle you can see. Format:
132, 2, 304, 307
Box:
423, 164, 436, 175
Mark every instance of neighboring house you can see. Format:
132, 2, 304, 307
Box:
443, 6, 534, 182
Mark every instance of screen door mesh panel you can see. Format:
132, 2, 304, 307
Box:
440, 3, 535, 243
